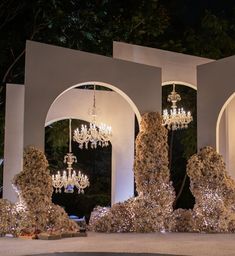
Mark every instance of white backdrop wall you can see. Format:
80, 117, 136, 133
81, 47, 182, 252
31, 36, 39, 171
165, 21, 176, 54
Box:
3, 86, 135, 204
113, 41, 213, 87
4, 41, 161, 204
219, 98, 235, 180
3, 84, 25, 202
46, 88, 135, 204
197, 55, 235, 150
24, 41, 161, 150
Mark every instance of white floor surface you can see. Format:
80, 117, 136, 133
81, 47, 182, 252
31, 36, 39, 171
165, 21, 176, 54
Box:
0, 231, 235, 256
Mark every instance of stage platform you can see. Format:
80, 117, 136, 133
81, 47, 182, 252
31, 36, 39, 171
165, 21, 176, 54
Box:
0, 231, 234, 256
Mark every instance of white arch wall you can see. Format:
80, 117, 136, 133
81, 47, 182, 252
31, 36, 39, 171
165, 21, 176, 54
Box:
24, 41, 161, 150
46, 88, 135, 204
3, 84, 24, 202
4, 41, 161, 203
3, 86, 135, 204
112, 42, 235, 163
113, 41, 213, 86
218, 97, 235, 179
197, 55, 235, 151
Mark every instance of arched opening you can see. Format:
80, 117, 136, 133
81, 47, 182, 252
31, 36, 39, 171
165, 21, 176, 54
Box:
217, 92, 235, 180
162, 82, 197, 209
52, 81, 141, 126
44, 81, 140, 218
162, 81, 197, 90
45, 118, 112, 221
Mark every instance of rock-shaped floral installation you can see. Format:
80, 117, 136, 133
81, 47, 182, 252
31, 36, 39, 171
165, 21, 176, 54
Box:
133, 112, 175, 231
171, 208, 194, 232
0, 146, 78, 237
187, 146, 235, 232
3, 118, 235, 235
88, 206, 111, 231
0, 199, 17, 236
89, 112, 175, 232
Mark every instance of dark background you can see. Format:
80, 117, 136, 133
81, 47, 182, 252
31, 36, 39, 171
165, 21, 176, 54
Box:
45, 118, 112, 221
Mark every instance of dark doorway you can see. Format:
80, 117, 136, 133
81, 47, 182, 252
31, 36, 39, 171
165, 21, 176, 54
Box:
45, 119, 112, 222
162, 84, 196, 209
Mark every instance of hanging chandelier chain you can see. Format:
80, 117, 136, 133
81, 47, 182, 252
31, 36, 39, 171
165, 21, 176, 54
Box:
91, 84, 97, 123
93, 84, 96, 109
69, 118, 72, 153
52, 119, 90, 194
73, 84, 112, 149
167, 83, 181, 109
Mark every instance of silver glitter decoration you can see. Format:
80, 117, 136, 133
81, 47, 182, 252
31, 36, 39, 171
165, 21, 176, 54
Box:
89, 112, 176, 232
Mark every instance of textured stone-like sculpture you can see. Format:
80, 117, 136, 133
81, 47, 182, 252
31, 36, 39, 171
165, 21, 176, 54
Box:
0, 199, 17, 236
133, 112, 175, 231
171, 208, 194, 232
0, 146, 78, 237
187, 146, 235, 232
90, 112, 175, 232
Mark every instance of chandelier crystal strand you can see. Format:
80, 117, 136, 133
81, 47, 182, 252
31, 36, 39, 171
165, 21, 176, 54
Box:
73, 84, 112, 149
162, 84, 193, 130
51, 119, 89, 193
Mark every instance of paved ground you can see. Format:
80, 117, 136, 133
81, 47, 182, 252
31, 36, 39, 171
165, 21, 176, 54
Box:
0, 232, 235, 256
29, 253, 181, 256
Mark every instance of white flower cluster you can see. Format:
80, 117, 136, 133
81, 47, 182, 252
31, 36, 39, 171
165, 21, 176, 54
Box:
89, 112, 176, 232
0, 146, 79, 237
185, 146, 235, 232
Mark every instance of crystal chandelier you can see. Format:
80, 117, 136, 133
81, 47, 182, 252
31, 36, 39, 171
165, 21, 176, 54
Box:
52, 119, 90, 193
73, 85, 112, 149
162, 84, 193, 130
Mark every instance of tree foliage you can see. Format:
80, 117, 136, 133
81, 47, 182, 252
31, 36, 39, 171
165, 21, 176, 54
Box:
0, 0, 170, 164
1, 0, 235, 209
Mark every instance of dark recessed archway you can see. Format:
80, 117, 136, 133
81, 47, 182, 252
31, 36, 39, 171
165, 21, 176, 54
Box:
45, 118, 112, 221
162, 83, 197, 209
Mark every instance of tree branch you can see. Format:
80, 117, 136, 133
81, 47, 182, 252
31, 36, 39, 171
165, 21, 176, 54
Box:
2, 48, 25, 84
0, 1, 25, 31
129, 19, 144, 34
2, 7, 51, 84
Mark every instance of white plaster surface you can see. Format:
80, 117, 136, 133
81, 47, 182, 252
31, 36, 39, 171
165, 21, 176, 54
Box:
3, 40, 161, 204
3, 86, 135, 204
219, 97, 235, 180
227, 99, 235, 178
1, 232, 235, 256
46, 89, 135, 204
24, 41, 161, 150
3, 84, 25, 203
219, 110, 227, 166
197, 55, 235, 150
113, 41, 213, 87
